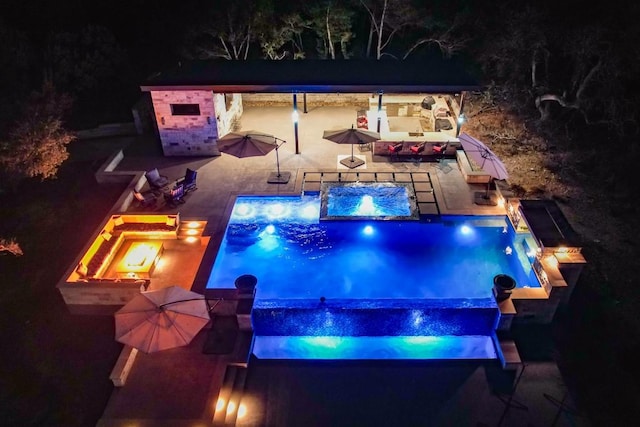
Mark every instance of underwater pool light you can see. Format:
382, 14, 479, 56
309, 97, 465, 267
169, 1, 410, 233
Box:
234, 204, 254, 217
460, 224, 472, 235
266, 202, 289, 219
265, 224, 276, 234
363, 225, 374, 236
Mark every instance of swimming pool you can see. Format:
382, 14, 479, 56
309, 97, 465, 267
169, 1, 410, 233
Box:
206, 195, 540, 300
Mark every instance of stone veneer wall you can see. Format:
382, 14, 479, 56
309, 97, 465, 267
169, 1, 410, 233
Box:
243, 93, 371, 108
150, 90, 243, 156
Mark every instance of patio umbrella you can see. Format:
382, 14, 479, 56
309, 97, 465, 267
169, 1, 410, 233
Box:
114, 286, 210, 354
323, 125, 380, 169
458, 132, 508, 201
217, 131, 290, 183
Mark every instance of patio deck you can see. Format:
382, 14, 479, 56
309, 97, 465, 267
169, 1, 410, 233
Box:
95, 106, 587, 426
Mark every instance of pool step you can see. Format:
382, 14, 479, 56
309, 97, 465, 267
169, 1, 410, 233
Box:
251, 335, 499, 360
213, 365, 249, 426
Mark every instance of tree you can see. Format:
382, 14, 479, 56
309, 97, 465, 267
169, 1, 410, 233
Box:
0, 238, 23, 256
0, 20, 34, 133
402, 6, 470, 59
45, 25, 127, 96
309, 1, 354, 59
258, 13, 310, 60
0, 82, 74, 185
44, 25, 131, 126
359, 0, 418, 59
183, 0, 257, 60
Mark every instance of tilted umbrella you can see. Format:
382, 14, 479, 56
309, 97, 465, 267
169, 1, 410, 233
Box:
115, 286, 210, 354
217, 131, 290, 183
323, 125, 380, 169
458, 132, 509, 201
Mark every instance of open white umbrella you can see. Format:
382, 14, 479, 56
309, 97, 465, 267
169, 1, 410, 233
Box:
115, 286, 210, 354
218, 131, 290, 183
323, 125, 380, 169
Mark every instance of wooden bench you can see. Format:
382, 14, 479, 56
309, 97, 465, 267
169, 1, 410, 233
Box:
109, 345, 138, 387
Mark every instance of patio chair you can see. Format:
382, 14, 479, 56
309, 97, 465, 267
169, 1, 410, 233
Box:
388, 142, 404, 161
133, 191, 158, 209
432, 142, 449, 161
177, 168, 198, 193
164, 183, 186, 207
145, 168, 170, 192
410, 142, 426, 154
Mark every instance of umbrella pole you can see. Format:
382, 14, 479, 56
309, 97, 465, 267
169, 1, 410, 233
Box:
351, 143, 355, 161
267, 139, 291, 184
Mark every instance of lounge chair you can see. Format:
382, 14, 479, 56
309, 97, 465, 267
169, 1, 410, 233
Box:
145, 168, 170, 191
164, 183, 186, 207
133, 191, 158, 209
177, 168, 197, 193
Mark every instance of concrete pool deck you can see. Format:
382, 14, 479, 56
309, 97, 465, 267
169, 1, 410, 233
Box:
95, 106, 589, 426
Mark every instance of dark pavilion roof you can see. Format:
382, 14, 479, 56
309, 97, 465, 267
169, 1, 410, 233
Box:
140, 59, 482, 93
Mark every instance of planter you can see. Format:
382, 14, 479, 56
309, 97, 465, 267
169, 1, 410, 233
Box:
235, 274, 257, 295
493, 274, 516, 302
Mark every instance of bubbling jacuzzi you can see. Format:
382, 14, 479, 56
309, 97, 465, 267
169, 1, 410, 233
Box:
320, 181, 420, 220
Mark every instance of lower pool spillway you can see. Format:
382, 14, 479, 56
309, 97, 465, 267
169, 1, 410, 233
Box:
209, 194, 536, 360
251, 298, 500, 360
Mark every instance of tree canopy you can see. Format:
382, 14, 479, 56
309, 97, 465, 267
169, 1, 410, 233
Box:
0, 83, 74, 185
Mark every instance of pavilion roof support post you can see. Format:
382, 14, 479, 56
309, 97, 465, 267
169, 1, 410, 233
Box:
292, 93, 300, 154
303, 93, 308, 113
377, 91, 383, 133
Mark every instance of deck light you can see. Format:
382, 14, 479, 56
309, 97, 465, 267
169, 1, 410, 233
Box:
238, 403, 247, 419
456, 113, 465, 136
227, 401, 236, 415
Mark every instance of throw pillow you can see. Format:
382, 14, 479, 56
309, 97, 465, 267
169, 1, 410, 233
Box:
146, 168, 160, 182
76, 262, 88, 277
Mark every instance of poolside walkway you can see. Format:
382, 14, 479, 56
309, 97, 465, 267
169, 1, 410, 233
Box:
95, 106, 589, 426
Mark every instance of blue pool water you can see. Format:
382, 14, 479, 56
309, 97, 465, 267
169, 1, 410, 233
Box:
206, 196, 540, 300
207, 195, 540, 359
